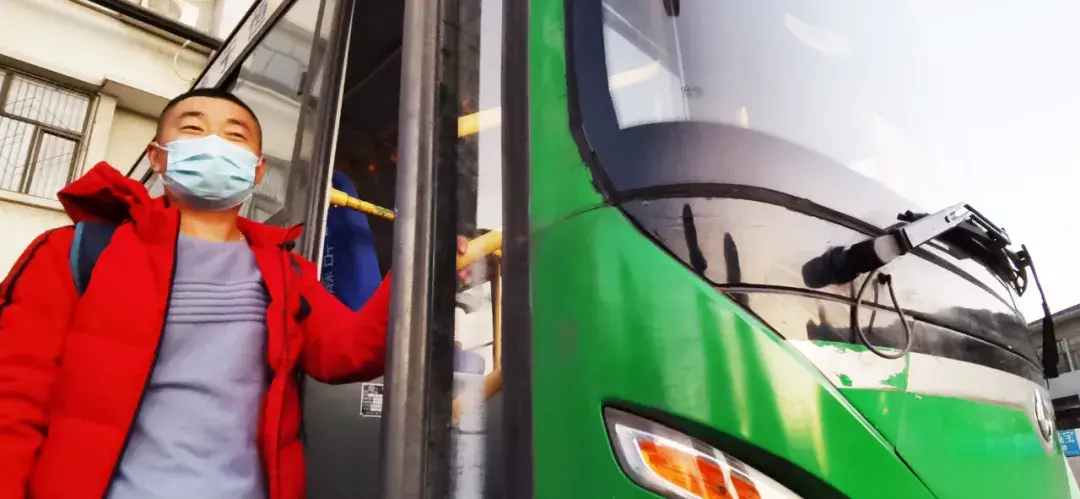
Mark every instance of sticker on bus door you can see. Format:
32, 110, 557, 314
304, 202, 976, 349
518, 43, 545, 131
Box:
360, 382, 384, 418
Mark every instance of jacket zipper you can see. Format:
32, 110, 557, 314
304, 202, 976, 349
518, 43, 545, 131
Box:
259, 277, 274, 499
273, 246, 292, 499
102, 222, 181, 497
262, 328, 273, 498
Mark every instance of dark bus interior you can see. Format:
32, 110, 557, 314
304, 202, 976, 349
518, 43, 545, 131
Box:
328, 0, 406, 273
300, 3, 404, 498
302, 2, 501, 498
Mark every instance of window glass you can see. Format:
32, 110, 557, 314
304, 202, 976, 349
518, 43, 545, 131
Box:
0, 68, 91, 200
446, 0, 505, 494
5, 74, 90, 133
591, 0, 1080, 214
280, 0, 340, 256
25, 133, 79, 198
602, 3, 686, 128
228, 0, 322, 225
240, 157, 289, 221
1065, 339, 1079, 374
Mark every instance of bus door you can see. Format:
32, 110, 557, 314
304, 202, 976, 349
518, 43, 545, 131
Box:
327, 0, 532, 494
231, 0, 532, 495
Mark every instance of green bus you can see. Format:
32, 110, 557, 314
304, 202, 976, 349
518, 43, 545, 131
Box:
129, 0, 1079, 497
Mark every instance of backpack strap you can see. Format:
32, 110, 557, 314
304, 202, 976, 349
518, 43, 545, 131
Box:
70, 221, 118, 296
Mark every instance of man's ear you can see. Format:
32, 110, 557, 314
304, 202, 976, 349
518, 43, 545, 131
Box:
147, 143, 166, 174
254, 157, 266, 186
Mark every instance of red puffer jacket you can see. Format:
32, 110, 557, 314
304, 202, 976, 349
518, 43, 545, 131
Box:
0, 163, 389, 499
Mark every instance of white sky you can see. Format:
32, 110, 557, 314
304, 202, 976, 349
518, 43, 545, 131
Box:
898, 2, 1080, 320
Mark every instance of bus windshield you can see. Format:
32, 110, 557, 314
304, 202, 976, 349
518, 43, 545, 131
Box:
587, 0, 1071, 214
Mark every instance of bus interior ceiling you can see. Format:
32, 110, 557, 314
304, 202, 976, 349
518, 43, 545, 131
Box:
334, 0, 406, 274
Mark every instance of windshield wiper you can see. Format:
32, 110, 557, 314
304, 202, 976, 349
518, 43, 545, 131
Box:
896, 205, 1027, 295
802, 203, 974, 287
803, 203, 1058, 378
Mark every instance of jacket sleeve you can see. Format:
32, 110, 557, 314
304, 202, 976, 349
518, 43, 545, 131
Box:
294, 256, 389, 384
0, 228, 76, 498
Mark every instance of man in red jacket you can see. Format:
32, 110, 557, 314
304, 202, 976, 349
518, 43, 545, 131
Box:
0, 88, 466, 499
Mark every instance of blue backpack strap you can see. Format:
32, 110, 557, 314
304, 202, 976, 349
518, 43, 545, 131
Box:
70, 221, 118, 296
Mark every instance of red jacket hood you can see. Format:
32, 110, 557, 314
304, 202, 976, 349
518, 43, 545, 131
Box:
58, 162, 301, 247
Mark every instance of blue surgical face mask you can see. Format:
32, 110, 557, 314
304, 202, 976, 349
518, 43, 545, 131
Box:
154, 134, 261, 211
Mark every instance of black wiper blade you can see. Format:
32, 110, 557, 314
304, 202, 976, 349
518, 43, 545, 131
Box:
803, 203, 976, 288
802, 202, 1035, 299
1018, 244, 1059, 378
897, 206, 1027, 296
802, 203, 1060, 378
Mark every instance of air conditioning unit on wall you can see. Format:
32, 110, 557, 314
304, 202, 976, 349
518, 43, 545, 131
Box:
136, 0, 210, 29
138, 0, 183, 21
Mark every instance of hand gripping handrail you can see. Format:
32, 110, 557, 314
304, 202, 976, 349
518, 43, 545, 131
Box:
328, 187, 505, 421
454, 231, 502, 270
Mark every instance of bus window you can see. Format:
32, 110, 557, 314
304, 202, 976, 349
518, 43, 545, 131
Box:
227, 0, 324, 227
441, 0, 507, 494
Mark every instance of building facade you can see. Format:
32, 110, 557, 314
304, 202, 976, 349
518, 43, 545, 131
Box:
1030, 304, 1080, 480
0, 0, 253, 275
1032, 304, 1080, 426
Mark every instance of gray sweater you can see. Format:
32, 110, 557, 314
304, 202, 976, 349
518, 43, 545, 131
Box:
107, 235, 269, 499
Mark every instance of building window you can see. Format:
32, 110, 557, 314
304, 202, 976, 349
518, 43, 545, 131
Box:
1039, 339, 1075, 374
239, 158, 288, 223
0, 68, 92, 201
226, 0, 322, 226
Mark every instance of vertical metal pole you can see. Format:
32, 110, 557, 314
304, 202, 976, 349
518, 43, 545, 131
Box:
1065, 338, 1074, 373
296, 0, 353, 262
381, 0, 442, 494
499, 0, 534, 495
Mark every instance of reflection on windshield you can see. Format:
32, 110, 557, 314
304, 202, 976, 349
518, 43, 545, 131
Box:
600, 0, 971, 209
601, 2, 686, 128
584, 0, 1080, 317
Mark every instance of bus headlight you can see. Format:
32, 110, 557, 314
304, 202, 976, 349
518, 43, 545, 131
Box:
604, 408, 803, 499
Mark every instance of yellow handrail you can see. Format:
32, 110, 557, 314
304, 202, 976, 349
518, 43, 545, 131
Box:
329, 188, 502, 270
329, 188, 396, 221
455, 231, 502, 270
329, 186, 506, 421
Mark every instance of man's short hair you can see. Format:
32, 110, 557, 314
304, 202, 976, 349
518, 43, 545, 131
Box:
156, 87, 263, 144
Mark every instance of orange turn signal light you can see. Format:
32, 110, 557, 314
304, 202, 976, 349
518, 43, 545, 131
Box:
605, 408, 799, 499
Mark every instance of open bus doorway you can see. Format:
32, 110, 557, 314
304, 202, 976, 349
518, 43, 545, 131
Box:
302, 0, 507, 497
299, 1, 405, 497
